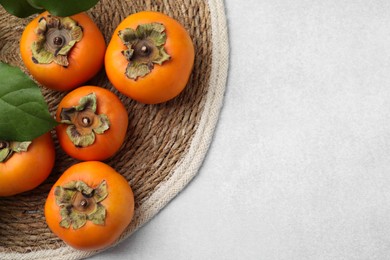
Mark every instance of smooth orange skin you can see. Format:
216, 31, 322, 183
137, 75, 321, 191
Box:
55, 86, 128, 161
20, 12, 106, 91
45, 161, 134, 251
0, 133, 55, 196
105, 11, 195, 104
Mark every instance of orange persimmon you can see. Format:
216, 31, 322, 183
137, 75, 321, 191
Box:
105, 11, 195, 104
55, 86, 128, 161
20, 12, 106, 91
45, 161, 134, 250
0, 133, 55, 196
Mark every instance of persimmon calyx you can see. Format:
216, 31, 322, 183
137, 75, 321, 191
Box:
60, 93, 110, 148
54, 180, 108, 229
60, 93, 110, 147
118, 22, 171, 80
31, 15, 83, 67
0, 141, 31, 162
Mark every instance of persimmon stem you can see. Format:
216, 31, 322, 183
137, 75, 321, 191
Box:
53, 36, 64, 47
81, 117, 92, 127
80, 199, 88, 208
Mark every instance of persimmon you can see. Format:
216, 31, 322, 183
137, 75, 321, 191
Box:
45, 161, 134, 250
0, 132, 55, 196
105, 11, 195, 104
20, 11, 106, 91
55, 86, 128, 161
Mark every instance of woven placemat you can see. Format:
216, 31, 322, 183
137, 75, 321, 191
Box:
0, 0, 228, 259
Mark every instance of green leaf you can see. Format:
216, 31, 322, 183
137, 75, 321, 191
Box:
29, 0, 100, 17
0, 0, 42, 18
0, 63, 58, 141
0, 0, 100, 18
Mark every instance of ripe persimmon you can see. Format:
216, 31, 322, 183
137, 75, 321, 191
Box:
45, 161, 134, 250
20, 12, 106, 91
105, 11, 195, 104
0, 132, 55, 196
55, 86, 128, 161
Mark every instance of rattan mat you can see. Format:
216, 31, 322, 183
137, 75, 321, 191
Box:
0, 0, 228, 258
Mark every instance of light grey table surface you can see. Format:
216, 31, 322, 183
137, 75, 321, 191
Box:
93, 0, 390, 259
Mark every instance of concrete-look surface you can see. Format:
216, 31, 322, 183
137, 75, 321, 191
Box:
93, 1, 390, 259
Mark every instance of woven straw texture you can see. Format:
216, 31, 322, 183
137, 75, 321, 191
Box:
0, 0, 228, 259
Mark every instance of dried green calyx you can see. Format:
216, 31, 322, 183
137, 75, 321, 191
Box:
118, 22, 171, 80
0, 141, 31, 162
54, 180, 108, 229
60, 93, 110, 148
32, 15, 83, 67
